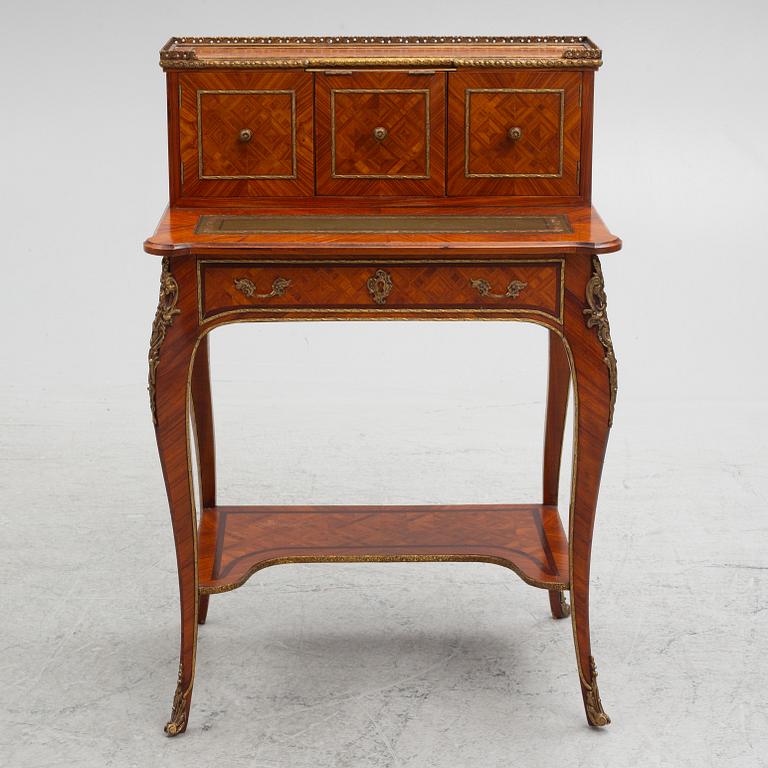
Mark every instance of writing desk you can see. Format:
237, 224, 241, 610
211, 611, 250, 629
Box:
144, 36, 621, 735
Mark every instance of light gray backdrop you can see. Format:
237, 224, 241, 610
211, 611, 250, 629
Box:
1, 2, 766, 767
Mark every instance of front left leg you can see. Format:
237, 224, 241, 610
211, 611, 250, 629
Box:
149, 255, 200, 736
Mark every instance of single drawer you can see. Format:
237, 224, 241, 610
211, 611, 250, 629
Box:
178, 71, 314, 197
315, 71, 446, 196
447, 71, 582, 197
198, 260, 563, 322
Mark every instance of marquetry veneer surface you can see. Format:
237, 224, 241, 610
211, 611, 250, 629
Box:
315, 71, 445, 196
198, 504, 569, 594
448, 71, 582, 196
179, 71, 314, 197
198, 259, 562, 321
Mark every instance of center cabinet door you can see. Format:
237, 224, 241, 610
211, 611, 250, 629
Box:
315, 71, 446, 196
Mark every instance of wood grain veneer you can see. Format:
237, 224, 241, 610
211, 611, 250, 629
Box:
197, 259, 563, 323
198, 504, 569, 594
315, 70, 445, 196
447, 70, 583, 196
178, 71, 314, 198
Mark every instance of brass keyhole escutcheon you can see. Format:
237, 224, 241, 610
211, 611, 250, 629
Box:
366, 269, 393, 304
507, 126, 522, 141
239, 128, 253, 143
373, 126, 388, 141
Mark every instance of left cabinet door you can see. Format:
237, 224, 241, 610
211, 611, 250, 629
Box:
177, 71, 314, 199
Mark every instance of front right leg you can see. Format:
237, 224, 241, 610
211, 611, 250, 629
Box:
149, 255, 200, 736
563, 253, 617, 727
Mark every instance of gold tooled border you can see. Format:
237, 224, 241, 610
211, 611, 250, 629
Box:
195, 89, 297, 180
465, 88, 565, 178
195, 258, 566, 325
330, 89, 431, 179
194, 212, 572, 235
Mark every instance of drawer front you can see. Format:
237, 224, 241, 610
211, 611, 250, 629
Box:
199, 260, 563, 322
447, 71, 582, 196
178, 71, 314, 197
315, 72, 446, 196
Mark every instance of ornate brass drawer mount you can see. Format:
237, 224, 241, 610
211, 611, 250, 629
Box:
234, 277, 291, 299
470, 278, 528, 299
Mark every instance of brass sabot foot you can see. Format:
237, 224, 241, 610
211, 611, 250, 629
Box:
164, 664, 189, 736
164, 719, 185, 737
585, 655, 611, 727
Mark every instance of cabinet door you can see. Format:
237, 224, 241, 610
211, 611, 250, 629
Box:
315, 71, 446, 196
178, 71, 314, 198
447, 71, 582, 197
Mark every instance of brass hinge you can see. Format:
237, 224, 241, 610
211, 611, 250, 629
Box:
178, 83, 182, 110
578, 81, 582, 109
576, 160, 581, 185
180, 161, 184, 186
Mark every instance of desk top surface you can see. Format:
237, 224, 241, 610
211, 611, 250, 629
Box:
144, 204, 620, 257
160, 36, 603, 70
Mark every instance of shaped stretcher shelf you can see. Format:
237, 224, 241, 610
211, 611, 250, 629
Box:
198, 504, 569, 594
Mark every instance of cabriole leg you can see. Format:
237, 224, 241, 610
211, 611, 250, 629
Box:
564, 254, 617, 727
190, 333, 216, 625
543, 329, 571, 619
148, 255, 200, 736
549, 589, 571, 619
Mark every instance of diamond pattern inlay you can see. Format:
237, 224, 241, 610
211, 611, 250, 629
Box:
466, 89, 564, 177
332, 89, 429, 178
198, 90, 296, 179
199, 260, 563, 323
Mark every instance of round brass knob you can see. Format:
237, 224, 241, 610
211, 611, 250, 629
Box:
239, 128, 253, 143
507, 126, 522, 141
372, 126, 388, 141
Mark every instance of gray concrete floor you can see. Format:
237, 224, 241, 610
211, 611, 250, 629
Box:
1, 382, 766, 767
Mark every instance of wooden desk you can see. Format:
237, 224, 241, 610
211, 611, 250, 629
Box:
145, 36, 621, 736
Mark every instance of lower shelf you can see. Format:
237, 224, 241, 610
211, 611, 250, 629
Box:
198, 504, 569, 594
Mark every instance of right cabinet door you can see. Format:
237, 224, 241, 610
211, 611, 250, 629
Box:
448, 71, 583, 197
